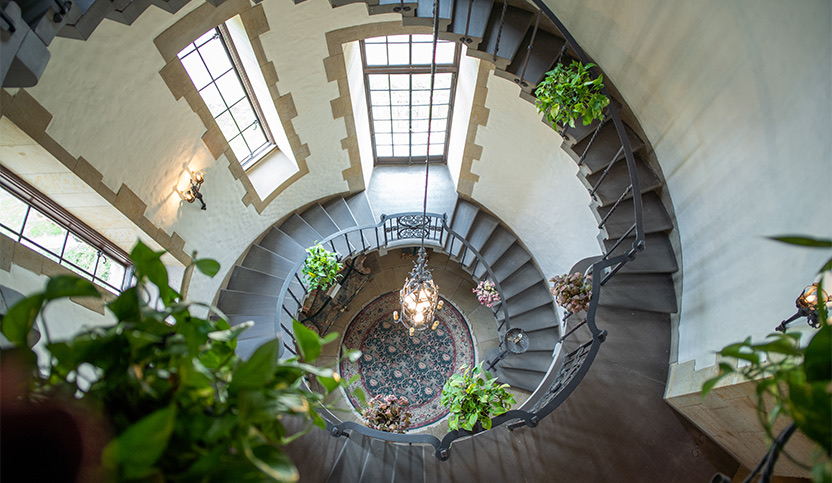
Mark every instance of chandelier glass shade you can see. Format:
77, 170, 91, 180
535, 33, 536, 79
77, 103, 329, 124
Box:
395, 248, 443, 336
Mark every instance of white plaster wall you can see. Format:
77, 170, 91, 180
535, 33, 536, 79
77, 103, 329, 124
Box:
446, 50, 478, 188
544, 0, 832, 368
471, 69, 602, 279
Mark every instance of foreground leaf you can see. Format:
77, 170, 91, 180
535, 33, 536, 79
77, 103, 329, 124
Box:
1, 295, 44, 347
102, 405, 177, 479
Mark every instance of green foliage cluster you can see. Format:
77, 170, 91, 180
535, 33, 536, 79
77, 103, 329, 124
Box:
440, 362, 515, 432
703, 235, 831, 481
535, 60, 610, 129
301, 244, 342, 291
0, 241, 357, 482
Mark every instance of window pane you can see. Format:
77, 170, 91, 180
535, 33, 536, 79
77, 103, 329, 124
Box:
199, 36, 234, 79
392, 133, 409, 146
411, 91, 430, 105
180, 52, 212, 91
365, 44, 388, 65
215, 71, 245, 106
411, 106, 429, 119
435, 42, 456, 64
368, 75, 389, 90
22, 210, 66, 257
216, 111, 241, 140
433, 89, 451, 105
393, 144, 410, 157
391, 106, 409, 120
411, 132, 428, 145
376, 145, 393, 157
193, 30, 216, 49
411, 144, 427, 156
390, 74, 409, 90
390, 91, 409, 106
372, 106, 391, 120
200, 83, 227, 117
375, 133, 392, 145
0, 189, 27, 234
229, 135, 251, 161
411, 34, 432, 43
411, 42, 432, 65
63, 234, 98, 276
230, 100, 258, 131
242, 124, 268, 153
429, 143, 444, 155
432, 105, 449, 118
374, 120, 392, 133
96, 254, 126, 292
388, 35, 409, 43
370, 90, 391, 106
392, 120, 409, 133
434, 73, 452, 89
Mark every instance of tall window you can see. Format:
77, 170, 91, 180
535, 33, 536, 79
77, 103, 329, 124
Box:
0, 168, 132, 294
361, 35, 460, 165
178, 26, 274, 169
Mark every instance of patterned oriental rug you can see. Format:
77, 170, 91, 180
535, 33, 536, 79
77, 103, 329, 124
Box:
339, 291, 475, 429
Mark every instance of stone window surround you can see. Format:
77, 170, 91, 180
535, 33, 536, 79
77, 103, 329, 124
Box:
323, 21, 490, 197
155, 0, 310, 214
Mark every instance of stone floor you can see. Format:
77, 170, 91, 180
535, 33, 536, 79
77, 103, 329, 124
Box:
313, 248, 530, 439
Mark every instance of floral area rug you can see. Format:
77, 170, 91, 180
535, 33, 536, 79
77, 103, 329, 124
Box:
339, 291, 475, 429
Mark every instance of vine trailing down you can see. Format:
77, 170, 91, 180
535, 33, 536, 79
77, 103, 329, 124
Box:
0, 241, 359, 482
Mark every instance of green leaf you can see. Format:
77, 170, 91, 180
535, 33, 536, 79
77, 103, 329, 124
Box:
230, 339, 280, 393
242, 438, 299, 482
102, 405, 176, 479
767, 235, 832, 248
193, 258, 221, 278
131, 242, 177, 305
1, 294, 44, 347
321, 331, 339, 345
107, 287, 140, 322
44, 276, 100, 300
804, 325, 832, 382
293, 319, 321, 362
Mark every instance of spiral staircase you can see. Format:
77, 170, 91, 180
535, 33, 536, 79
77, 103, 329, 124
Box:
0, 0, 745, 479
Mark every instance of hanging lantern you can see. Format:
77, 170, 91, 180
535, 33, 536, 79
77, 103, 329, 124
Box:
397, 247, 440, 335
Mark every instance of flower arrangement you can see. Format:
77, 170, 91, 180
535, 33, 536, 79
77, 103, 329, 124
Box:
549, 272, 592, 314
441, 362, 515, 432
302, 244, 343, 290
473, 280, 500, 308
362, 395, 412, 433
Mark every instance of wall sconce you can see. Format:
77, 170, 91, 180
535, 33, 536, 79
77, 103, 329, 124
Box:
775, 283, 829, 332
183, 171, 206, 210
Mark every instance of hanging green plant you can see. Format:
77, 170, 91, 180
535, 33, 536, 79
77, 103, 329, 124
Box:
440, 362, 515, 432
302, 244, 343, 291
535, 60, 610, 129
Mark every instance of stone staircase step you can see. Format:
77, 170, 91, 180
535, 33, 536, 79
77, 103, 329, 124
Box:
1, 3, 50, 88
498, 262, 543, 300
446, 0, 494, 46
467, 6, 534, 70
217, 289, 278, 316
302, 203, 354, 257
523, 326, 559, 351
105, 0, 150, 25
226, 265, 285, 296
490, 243, 531, 282
582, 152, 662, 207
596, 191, 673, 240
346, 192, 376, 227
566, 122, 645, 175
503, 283, 552, 319
57, 0, 113, 40
593, 306, 671, 384
148, 0, 189, 14
498, 28, 565, 91
259, 227, 307, 261
226, 315, 277, 341
323, 197, 360, 230
492, 365, 542, 392
445, 200, 479, 257
498, 350, 553, 373
281, 213, 326, 250
330, 0, 379, 8
498, 303, 557, 332
598, 273, 678, 313
358, 438, 397, 481
392, 443, 425, 483
472, 225, 517, 279
368, 0, 418, 16
235, 336, 265, 360
402, 0, 453, 29
459, 212, 499, 268
241, 245, 295, 279
604, 233, 678, 274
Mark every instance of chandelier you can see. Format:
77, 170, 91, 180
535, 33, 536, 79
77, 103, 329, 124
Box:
392, 0, 443, 337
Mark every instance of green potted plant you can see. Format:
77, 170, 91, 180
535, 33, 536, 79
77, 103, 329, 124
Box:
362, 395, 413, 433
302, 244, 343, 291
440, 362, 515, 432
535, 60, 610, 130
0, 242, 357, 482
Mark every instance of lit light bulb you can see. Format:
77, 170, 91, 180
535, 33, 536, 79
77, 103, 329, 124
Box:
184, 190, 195, 203
193, 171, 204, 184
393, 310, 399, 321
409, 327, 415, 336
431, 320, 439, 330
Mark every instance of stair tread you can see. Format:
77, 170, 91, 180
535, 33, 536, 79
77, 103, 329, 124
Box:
490, 243, 532, 282
460, 212, 499, 267
260, 228, 307, 261
345, 192, 376, 227
446, 201, 479, 257
584, 153, 662, 207
499, 304, 558, 332
469, 6, 535, 69
503, 283, 553, 319
498, 350, 554, 372
323, 197, 359, 231
226, 315, 277, 341
596, 191, 673, 239
403, 0, 452, 27
302, 204, 354, 257
242, 245, 296, 279
448, 0, 494, 44
604, 233, 678, 274
217, 290, 278, 316
598, 273, 678, 313
504, 28, 566, 89
499, 262, 545, 300
282, 213, 325, 250
569, 122, 645, 174
327, 433, 373, 483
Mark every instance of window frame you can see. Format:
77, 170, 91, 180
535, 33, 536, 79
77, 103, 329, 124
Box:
360, 35, 462, 166
178, 25, 276, 170
0, 166, 133, 294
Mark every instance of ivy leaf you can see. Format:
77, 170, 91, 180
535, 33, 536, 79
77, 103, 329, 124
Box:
44, 276, 100, 300
230, 339, 280, 393
193, 258, 221, 278
102, 405, 177, 479
293, 319, 321, 362
1, 294, 44, 347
